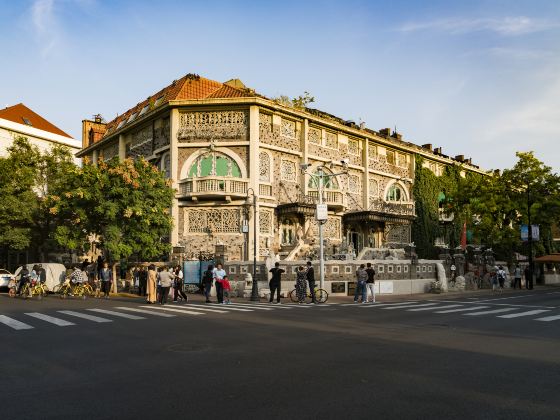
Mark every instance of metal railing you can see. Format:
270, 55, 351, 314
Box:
178, 177, 249, 196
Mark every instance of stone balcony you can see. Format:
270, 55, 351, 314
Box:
308, 190, 345, 210
178, 177, 249, 200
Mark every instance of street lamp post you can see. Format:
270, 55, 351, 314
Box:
527, 187, 534, 290
245, 188, 259, 301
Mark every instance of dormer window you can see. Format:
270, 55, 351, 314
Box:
22, 117, 32, 126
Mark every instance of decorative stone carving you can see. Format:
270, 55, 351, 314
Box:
259, 151, 271, 182
259, 114, 300, 150
369, 154, 410, 178
308, 143, 340, 161
178, 111, 248, 141
369, 178, 379, 197
325, 132, 338, 149
348, 138, 359, 155
186, 208, 241, 233
308, 127, 321, 144
368, 143, 378, 158
280, 159, 297, 182
385, 224, 411, 244
369, 198, 415, 216
101, 142, 119, 160
281, 119, 296, 138
348, 174, 361, 194
308, 217, 341, 240
259, 210, 273, 235
154, 118, 170, 150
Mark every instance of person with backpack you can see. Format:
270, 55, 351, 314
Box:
268, 262, 285, 304
496, 266, 507, 291
202, 264, 214, 303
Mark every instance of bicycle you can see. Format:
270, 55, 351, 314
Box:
289, 285, 328, 303
58, 281, 88, 299
18, 280, 44, 300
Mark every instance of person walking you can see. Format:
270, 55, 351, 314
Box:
513, 264, 522, 289
296, 266, 307, 304
524, 265, 532, 290
269, 262, 285, 304
213, 263, 226, 304
99, 262, 112, 299
173, 265, 188, 303
138, 267, 147, 297
496, 266, 507, 291
222, 275, 232, 304
354, 264, 368, 303
306, 261, 317, 304
365, 262, 376, 303
147, 264, 157, 304
202, 264, 214, 303
158, 266, 175, 305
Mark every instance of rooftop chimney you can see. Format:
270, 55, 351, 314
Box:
434, 147, 442, 154
421, 144, 433, 151
379, 128, 391, 136
455, 155, 465, 162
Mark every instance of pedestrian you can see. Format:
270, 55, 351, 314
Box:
296, 266, 307, 303
158, 266, 175, 305
147, 264, 157, 303
222, 275, 232, 304
99, 262, 112, 299
173, 265, 188, 303
16, 266, 30, 295
496, 266, 507, 291
306, 261, 317, 304
202, 264, 214, 303
133, 267, 140, 293
81, 259, 90, 271
38, 264, 47, 284
354, 264, 368, 303
213, 263, 226, 304
138, 266, 148, 297
491, 271, 498, 292
269, 262, 285, 304
524, 265, 532, 290
97, 255, 104, 280
365, 262, 376, 303
513, 264, 522, 289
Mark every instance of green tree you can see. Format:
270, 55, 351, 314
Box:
0, 137, 40, 253
50, 157, 174, 265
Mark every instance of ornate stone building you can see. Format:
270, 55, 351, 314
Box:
78, 73, 485, 261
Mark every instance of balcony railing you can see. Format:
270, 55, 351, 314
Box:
178, 177, 249, 198
369, 198, 415, 217
308, 190, 345, 207
259, 184, 273, 197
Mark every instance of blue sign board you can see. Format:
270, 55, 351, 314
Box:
521, 224, 539, 241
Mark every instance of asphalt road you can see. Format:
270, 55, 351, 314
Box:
1, 288, 559, 420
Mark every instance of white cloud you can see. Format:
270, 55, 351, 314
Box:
30, 0, 58, 57
399, 16, 559, 36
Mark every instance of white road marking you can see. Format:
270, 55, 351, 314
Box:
343, 301, 418, 307
25, 312, 75, 327
158, 305, 227, 314
58, 310, 112, 323
114, 307, 176, 317
246, 302, 294, 309
185, 304, 253, 312
407, 304, 462, 312
212, 303, 274, 311
0, 315, 34, 330
87, 309, 145, 320
534, 314, 560, 322
498, 310, 550, 319
464, 308, 519, 316
434, 306, 490, 314
383, 303, 439, 310
139, 306, 204, 316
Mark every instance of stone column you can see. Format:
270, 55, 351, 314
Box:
92, 149, 99, 165
169, 109, 180, 247
118, 134, 126, 160
249, 106, 260, 259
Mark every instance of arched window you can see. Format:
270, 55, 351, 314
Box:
386, 184, 406, 202
161, 153, 171, 179
188, 151, 241, 178
308, 169, 339, 189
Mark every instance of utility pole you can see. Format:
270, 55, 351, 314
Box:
527, 187, 533, 290
318, 167, 325, 291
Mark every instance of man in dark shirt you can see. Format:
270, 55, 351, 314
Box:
306, 261, 317, 304
365, 262, 376, 303
268, 262, 285, 304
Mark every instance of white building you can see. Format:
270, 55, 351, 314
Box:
0, 103, 80, 162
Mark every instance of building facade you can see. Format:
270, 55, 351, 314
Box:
0, 103, 80, 162
78, 74, 485, 262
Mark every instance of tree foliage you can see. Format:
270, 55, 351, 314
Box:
49, 157, 174, 262
273, 91, 315, 110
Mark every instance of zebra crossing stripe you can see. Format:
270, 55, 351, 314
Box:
248, 303, 294, 309
434, 306, 489, 314
215, 303, 274, 311
383, 303, 439, 310
0, 315, 34, 330
534, 314, 560, 322
87, 309, 145, 320
115, 307, 176, 317
25, 312, 75, 326
342, 301, 418, 307
407, 304, 462, 312
464, 308, 519, 316
186, 304, 253, 312
498, 310, 550, 319
58, 310, 112, 323
139, 306, 205, 316
178, 305, 231, 314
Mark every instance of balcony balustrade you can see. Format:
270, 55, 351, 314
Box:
178, 177, 249, 199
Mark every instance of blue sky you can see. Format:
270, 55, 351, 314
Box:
1, 0, 559, 172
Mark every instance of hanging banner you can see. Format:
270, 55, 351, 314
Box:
521, 225, 540, 241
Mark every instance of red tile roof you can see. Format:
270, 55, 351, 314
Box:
103, 74, 255, 137
0, 103, 73, 138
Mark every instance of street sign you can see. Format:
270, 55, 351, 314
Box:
521, 225, 540, 241
241, 223, 249, 233
316, 204, 328, 221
